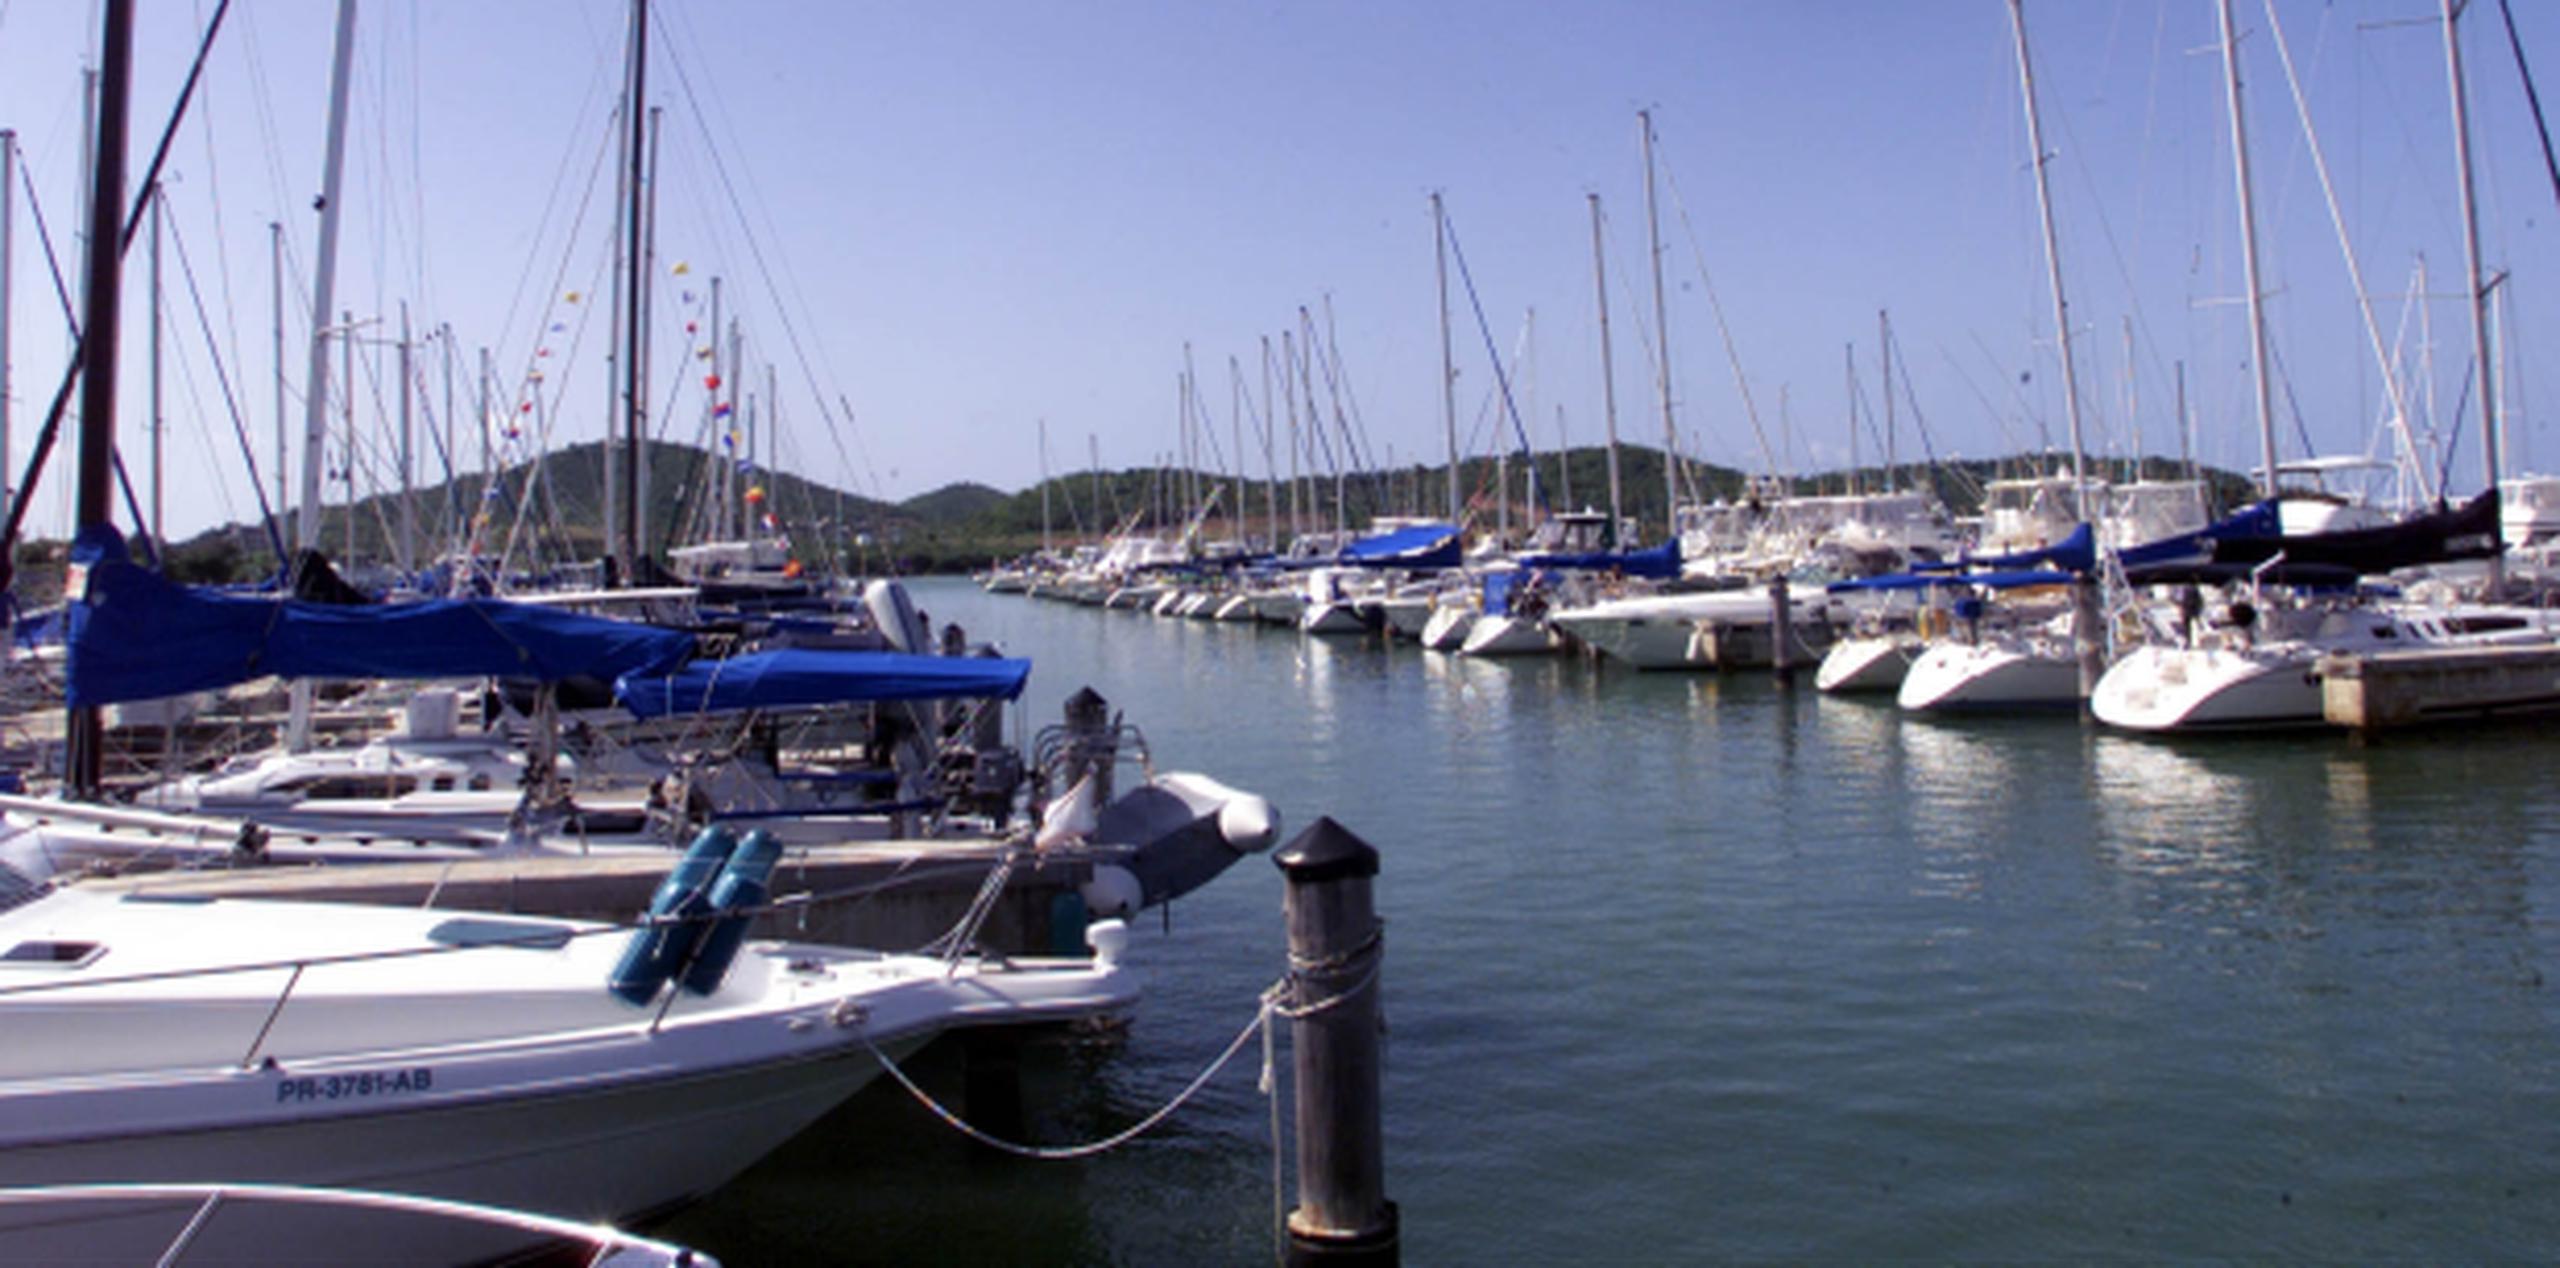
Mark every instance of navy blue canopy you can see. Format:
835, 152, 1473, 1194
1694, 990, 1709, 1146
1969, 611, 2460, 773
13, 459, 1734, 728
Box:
1919, 522, 2096, 574
1518, 539, 1682, 579
64, 526, 700, 707
615, 648, 1031, 719
1340, 522, 1463, 570
2117, 500, 2284, 570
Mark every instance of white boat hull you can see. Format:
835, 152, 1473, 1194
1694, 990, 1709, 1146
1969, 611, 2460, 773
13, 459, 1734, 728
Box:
1300, 602, 1368, 635
2089, 644, 2320, 731
1816, 634, 1918, 694
1419, 606, 1475, 651
1897, 639, 2083, 712
1459, 615, 1555, 657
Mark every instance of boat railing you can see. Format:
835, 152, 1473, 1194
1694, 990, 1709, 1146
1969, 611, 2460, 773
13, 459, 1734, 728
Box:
0, 1182, 711, 1265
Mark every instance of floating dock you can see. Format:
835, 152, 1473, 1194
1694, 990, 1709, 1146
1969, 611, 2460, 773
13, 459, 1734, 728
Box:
2319, 644, 2560, 733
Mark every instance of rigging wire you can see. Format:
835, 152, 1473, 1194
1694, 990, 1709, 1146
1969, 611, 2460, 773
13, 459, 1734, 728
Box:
1435, 208, 1545, 516
653, 5, 878, 509
165, 208, 285, 566
0, 0, 232, 579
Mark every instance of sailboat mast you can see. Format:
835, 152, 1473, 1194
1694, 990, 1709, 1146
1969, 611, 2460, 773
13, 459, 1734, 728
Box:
398, 303, 415, 574
1844, 343, 1859, 497
2442, 0, 2504, 591
66, 0, 134, 798
637, 105, 661, 557
1434, 192, 1459, 525
1880, 309, 1896, 492
2008, 0, 2090, 517
299, 0, 358, 556
617, 0, 648, 578
287, 0, 358, 755
2215, 0, 2280, 500
0, 129, 14, 521
149, 181, 164, 556
1283, 327, 1301, 542
1261, 336, 1278, 542
1589, 194, 1624, 540
1641, 110, 1677, 537
270, 222, 285, 530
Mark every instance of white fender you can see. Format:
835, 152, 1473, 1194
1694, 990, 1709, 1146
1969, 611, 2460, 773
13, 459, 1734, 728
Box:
1079, 866, 1143, 920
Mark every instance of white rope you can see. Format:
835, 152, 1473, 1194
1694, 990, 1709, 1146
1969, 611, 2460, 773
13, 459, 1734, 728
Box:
855, 982, 1280, 1162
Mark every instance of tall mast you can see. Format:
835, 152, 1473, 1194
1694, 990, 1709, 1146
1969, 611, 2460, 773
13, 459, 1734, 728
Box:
1261, 336, 1279, 541
2443, 0, 2503, 591
1433, 192, 1459, 524
1230, 353, 1245, 541
1844, 344, 1859, 497
1641, 110, 1677, 536
1283, 327, 1301, 542
148, 181, 164, 556
1880, 309, 1896, 492
1, 129, 16, 522
270, 222, 285, 532
341, 308, 355, 563
287, 0, 359, 755
2215, 0, 2280, 500
726, 313, 743, 540
299, 0, 358, 555
616, 0, 649, 578
66, 0, 135, 797
2008, 0, 2090, 518
1589, 193, 1624, 540
398, 302, 415, 573
439, 322, 454, 544
636, 105, 662, 558
1038, 418, 1052, 555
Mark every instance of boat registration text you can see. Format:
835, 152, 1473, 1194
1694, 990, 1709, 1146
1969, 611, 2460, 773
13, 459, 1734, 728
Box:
276, 1067, 434, 1103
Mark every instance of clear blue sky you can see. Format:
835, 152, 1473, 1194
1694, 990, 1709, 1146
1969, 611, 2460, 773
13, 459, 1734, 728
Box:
2, 0, 2557, 542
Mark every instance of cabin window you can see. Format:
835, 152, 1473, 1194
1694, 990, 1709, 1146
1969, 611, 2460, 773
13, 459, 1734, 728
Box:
431, 776, 455, 792
2, 940, 103, 968
2446, 615, 2528, 635
468, 773, 493, 792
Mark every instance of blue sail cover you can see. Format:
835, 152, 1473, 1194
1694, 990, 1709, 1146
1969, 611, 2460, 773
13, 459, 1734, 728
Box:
64, 525, 697, 706
615, 648, 1031, 719
1517, 538, 1682, 579
1339, 522, 1463, 570
1918, 522, 2097, 574
2117, 500, 2283, 570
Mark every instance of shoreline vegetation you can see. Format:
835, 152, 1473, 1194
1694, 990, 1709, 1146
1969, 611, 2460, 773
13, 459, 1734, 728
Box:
52, 440, 2253, 598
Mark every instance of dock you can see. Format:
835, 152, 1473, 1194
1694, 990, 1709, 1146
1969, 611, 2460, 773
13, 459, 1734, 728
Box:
2318, 643, 2560, 733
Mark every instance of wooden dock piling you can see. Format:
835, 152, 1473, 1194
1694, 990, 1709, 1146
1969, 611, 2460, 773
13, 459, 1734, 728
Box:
1769, 576, 1795, 683
1276, 817, 1396, 1266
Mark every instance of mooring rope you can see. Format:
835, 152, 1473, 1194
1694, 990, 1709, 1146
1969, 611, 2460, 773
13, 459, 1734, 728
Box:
853, 982, 1280, 1161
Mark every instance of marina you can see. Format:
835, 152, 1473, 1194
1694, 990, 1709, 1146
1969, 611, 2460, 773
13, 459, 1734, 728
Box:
816, 576, 2560, 1263
1, 0, 2559, 1261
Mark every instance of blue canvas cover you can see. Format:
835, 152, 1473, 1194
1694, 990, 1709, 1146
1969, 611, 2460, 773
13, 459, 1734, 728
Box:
1917, 522, 2096, 574
1339, 522, 1463, 570
2117, 500, 2284, 570
1517, 538, 1682, 579
615, 648, 1032, 719
64, 525, 698, 706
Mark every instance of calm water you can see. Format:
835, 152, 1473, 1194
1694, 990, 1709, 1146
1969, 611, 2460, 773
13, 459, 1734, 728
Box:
667, 578, 2560, 1263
